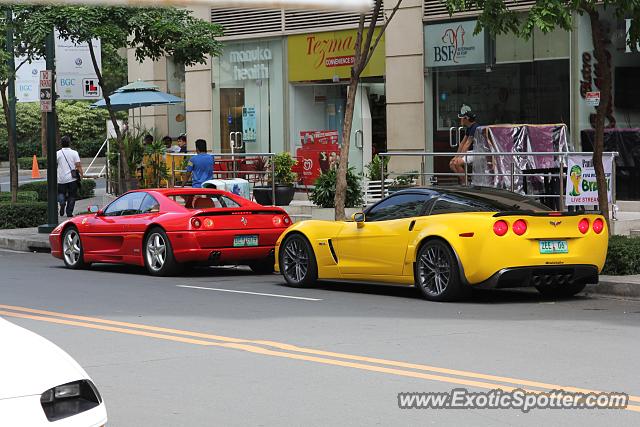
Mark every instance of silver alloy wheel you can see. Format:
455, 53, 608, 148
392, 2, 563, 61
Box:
418, 245, 451, 296
146, 232, 167, 272
282, 238, 309, 283
63, 229, 81, 266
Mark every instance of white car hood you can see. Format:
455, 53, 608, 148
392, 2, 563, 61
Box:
0, 317, 90, 400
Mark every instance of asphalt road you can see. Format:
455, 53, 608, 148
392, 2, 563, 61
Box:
1, 249, 639, 426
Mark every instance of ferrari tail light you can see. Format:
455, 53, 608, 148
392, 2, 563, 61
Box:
283, 215, 291, 225
191, 218, 202, 229
512, 219, 527, 236
493, 220, 508, 236
272, 216, 282, 226
593, 218, 604, 234
578, 218, 589, 234
272, 214, 292, 227
203, 218, 215, 229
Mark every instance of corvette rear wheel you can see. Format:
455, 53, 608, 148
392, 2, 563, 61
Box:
279, 234, 317, 287
62, 226, 88, 269
144, 228, 179, 276
415, 240, 467, 302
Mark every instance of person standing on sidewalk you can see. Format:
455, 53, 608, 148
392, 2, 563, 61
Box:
183, 139, 214, 188
56, 135, 83, 218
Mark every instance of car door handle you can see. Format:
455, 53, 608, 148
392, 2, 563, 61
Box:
409, 220, 416, 231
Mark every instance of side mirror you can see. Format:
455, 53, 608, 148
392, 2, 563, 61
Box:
352, 212, 365, 224
88, 205, 101, 215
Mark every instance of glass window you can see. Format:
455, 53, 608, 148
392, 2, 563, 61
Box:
103, 192, 148, 216
168, 194, 241, 210
430, 190, 550, 215
365, 193, 434, 222
139, 195, 160, 214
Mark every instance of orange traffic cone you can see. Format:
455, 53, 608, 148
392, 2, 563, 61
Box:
31, 154, 41, 179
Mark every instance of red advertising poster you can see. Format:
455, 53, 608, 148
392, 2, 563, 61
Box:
294, 130, 340, 186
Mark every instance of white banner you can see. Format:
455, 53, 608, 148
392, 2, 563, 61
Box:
565, 155, 613, 206
15, 34, 102, 102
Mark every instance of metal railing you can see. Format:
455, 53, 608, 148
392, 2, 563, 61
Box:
377, 151, 619, 216
167, 152, 277, 205
83, 137, 109, 179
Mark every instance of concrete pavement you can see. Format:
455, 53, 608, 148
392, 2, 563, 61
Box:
1, 250, 639, 425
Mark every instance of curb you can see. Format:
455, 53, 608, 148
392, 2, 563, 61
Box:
584, 280, 640, 299
0, 235, 50, 253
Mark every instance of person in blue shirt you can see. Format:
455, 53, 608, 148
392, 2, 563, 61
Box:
184, 139, 214, 188
449, 106, 479, 184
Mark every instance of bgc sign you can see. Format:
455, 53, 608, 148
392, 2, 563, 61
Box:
425, 20, 487, 68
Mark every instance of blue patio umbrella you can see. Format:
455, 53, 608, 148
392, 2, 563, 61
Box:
90, 89, 184, 111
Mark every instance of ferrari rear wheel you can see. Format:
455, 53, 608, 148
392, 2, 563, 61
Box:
62, 226, 88, 270
249, 257, 275, 274
279, 234, 317, 288
144, 228, 180, 276
415, 240, 467, 302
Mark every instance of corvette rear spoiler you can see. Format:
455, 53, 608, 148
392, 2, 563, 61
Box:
493, 210, 602, 217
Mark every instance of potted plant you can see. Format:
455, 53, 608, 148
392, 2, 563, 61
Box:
253, 152, 298, 206
389, 171, 418, 193
364, 154, 390, 182
309, 167, 363, 208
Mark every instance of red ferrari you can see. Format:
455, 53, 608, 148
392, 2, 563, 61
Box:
49, 188, 292, 276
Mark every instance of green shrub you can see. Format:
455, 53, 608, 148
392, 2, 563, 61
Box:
602, 235, 640, 275
0, 191, 39, 202
309, 167, 363, 208
365, 154, 389, 181
18, 179, 96, 201
0, 139, 41, 160
0, 202, 47, 229
18, 156, 46, 170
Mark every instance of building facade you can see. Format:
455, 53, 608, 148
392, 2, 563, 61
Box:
129, 2, 639, 191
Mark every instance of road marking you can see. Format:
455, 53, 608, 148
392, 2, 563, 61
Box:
176, 285, 322, 301
1, 304, 639, 412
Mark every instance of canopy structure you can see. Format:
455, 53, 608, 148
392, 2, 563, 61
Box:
90, 80, 184, 112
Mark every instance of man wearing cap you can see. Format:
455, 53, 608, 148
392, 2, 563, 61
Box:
449, 106, 479, 183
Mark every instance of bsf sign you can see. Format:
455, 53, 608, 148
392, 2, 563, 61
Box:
39, 70, 52, 112
424, 20, 487, 68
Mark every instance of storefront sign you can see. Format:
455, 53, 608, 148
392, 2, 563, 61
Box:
585, 91, 600, 106
294, 130, 340, 185
565, 155, 613, 206
424, 20, 486, 68
288, 28, 385, 82
228, 45, 272, 81
242, 106, 256, 142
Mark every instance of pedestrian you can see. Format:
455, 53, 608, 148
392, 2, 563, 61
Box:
177, 134, 188, 153
143, 134, 154, 146
449, 105, 479, 184
162, 135, 173, 150
184, 139, 214, 188
56, 135, 83, 218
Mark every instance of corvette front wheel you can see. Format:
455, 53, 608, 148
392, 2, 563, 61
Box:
279, 234, 317, 288
415, 240, 467, 302
144, 228, 180, 276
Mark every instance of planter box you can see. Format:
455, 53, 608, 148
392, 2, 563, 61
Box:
253, 185, 295, 206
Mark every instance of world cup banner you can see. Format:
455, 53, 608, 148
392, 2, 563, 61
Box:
565, 155, 613, 206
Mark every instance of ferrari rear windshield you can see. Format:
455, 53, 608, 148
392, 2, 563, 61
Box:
169, 194, 241, 210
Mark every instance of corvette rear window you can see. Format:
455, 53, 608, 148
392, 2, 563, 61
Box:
169, 194, 241, 209
430, 191, 550, 215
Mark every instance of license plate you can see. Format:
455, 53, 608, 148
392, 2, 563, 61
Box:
234, 235, 258, 247
539, 240, 568, 254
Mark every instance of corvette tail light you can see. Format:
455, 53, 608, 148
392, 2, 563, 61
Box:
203, 218, 215, 229
191, 218, 202, 229
593, 218, 604, 234
512, 219, 527, 236
578, 218, 589, 234
493, 220, 508, 236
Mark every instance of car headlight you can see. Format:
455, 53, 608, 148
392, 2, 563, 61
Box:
40, 380, 102, 422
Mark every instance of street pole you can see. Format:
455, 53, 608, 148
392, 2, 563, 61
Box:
5, 10, 17, 200
38, 31, 58, 233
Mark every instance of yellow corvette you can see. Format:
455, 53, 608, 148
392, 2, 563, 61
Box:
275, 186, 609, 301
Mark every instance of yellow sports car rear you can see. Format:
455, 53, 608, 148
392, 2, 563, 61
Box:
275, 186, 608, 301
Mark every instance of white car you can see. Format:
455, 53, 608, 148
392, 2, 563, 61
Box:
0, 317, 107, 426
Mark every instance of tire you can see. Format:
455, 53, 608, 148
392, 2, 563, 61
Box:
61, 226, 88, 270
536, 281, 587, 298
249, 257, 275, 274
414, 239, 468, 302
279, 234, 318, 288
144, 228, 180, 276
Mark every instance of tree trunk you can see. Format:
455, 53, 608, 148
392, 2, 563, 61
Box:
87, 40, 128, 193
1, 85, 18, 203
587, 8, 611, 230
